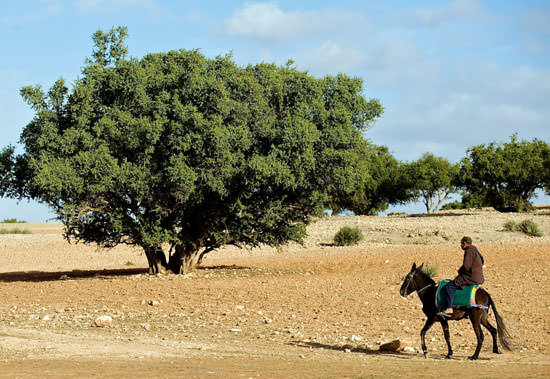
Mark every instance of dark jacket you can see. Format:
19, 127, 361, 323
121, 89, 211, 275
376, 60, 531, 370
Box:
454, 245, 484, 288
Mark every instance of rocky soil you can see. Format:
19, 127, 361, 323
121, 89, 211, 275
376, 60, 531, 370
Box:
0, 208, 549, 377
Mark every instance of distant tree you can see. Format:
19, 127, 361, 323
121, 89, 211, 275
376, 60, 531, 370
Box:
408, 153, 458, 214
0, 27, 383, 274
544, 158, 550, 196
331, 145, 414, 215
456, 135, 550, 212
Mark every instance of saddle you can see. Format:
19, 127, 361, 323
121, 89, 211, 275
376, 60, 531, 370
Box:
435, 279, 480, 308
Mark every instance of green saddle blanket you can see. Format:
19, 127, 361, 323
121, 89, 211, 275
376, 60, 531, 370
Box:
435, 279, 480, 308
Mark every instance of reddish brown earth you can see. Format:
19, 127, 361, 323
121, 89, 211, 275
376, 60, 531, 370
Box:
0, 209, 549, 378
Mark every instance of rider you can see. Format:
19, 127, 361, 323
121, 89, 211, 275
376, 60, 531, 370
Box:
437, 236, 485, 317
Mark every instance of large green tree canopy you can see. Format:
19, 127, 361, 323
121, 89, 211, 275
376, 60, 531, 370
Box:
456, 135, 550, 212
0, 27, 383, 273
331, 144, 414, 215
408, 153, 457, 214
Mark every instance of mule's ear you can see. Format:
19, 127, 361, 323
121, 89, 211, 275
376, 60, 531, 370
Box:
411, 262, 416, 271
417, 262, 424, 272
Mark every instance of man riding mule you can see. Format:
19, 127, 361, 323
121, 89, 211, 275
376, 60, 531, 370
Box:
437, 236, 485, 318
399, 242, 512, 359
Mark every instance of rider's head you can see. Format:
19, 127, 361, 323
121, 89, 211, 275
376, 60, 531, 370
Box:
460, 236, 472, 250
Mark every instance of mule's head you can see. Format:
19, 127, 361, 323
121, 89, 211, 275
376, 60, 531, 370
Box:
399, 262, 424, 297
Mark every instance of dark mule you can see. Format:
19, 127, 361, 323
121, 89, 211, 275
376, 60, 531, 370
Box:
400, 263, 512, 360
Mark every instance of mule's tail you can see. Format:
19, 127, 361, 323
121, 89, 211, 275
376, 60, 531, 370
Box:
488, 293, 513, 351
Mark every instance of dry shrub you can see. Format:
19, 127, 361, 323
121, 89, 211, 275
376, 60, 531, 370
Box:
333, 226, 364, 246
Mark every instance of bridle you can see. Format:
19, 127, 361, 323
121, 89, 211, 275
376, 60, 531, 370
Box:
416, 283, 433, 295
403, 272, 433, 296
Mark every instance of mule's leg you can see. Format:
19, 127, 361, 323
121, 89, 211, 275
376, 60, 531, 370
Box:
420, 317, 435, 358
481, 312, 500, 354
469, 311, 484, 360
440, 319, 453, 359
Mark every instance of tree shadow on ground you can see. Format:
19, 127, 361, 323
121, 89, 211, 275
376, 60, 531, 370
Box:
289, 340, 412, 359
197, 265, 249, 270
0, 267, 148, 283
407, 212, 483, 218
0, 265, 254, 283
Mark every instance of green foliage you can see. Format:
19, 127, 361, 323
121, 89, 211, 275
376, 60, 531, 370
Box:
421, 262, 439, 278
1, 218, 26, 223
408, 153, 458, 213
456, 135, 550, 212
387, 212, 406, 216
0, 228, 31, 234
333, 226, 364, 246
331, 144, 414, 215
1, 27, 382, 274
440, 201, 463, 210
503, 220, 517, 232
502, 219, 543, 237
517, 220, 543, 237
544, 158, 550, 196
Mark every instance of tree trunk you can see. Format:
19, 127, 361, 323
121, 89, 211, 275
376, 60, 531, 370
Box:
143, 245, 168, 275
168, 242, 201, 274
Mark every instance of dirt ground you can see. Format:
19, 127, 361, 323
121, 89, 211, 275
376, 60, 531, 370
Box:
0, 208, 549, 378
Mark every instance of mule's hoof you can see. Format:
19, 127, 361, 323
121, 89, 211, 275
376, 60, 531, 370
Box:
445, 355, 453, 360
423, 352, 429, 359
493, 350, 502, 355
468, 355, 478, 360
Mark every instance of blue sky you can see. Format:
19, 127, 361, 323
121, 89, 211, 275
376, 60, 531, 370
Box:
1, 0, 549, 221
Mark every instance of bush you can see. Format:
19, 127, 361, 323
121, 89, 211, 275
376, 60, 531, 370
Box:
333, 226, 364, 246
1, 218, 26, 223
503, 221, 517, 232
518, 219, 543, 237
387, 212, 406, 216
0, 228, 31, 234
422, 262, 439, 278
440, 201, 463, 210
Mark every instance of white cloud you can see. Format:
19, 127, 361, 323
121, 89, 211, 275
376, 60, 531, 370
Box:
77, 0, 158, 13
10, 1, 60, 25
369, 63, 550, 161
295, 41, 369, 75
221, 2, 365, 42
410, 0, 486, 27
295, 38, 425, 81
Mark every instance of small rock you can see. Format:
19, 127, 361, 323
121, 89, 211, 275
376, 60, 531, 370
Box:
148, 300, 160, 306
379, 340, 401, 352
94, 315, 113, 328
141, 323, 151, 331
402, 346, 415, 353
350, 335, 362, 342
230, 328, 242, 333
42, 315, 50, 321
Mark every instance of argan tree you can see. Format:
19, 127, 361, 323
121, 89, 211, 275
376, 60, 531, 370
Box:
0, 27, 383, 274
331, 144, 414, 215
408, 153, 457, 213
456, 135, 550, 212
544, 158, 550, 196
